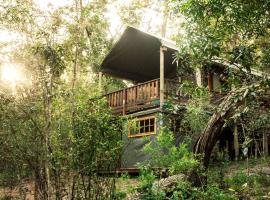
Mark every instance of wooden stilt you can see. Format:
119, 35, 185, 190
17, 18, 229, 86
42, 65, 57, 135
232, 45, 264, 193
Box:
263, 132, 268, 157
234, 125, 239, 161
255, 140, 258, 159
208, 72, 213, 92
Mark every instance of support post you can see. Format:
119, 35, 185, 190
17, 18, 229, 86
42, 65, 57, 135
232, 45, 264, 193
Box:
160, 46, 167, 110
255, 140, 258, 159
263, 132, 268, 157
98, 72, 102, 93
234, 125, 239, 161
208, 72, 213, 92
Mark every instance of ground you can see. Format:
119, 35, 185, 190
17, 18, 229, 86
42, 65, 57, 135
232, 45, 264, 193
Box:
115, 158, 270, 200
1, 159, 270, 199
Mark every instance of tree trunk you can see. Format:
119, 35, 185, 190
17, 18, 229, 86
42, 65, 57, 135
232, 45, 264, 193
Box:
194, 83, 269, 168
43, 69, 53, 200
34, 167, 48, 200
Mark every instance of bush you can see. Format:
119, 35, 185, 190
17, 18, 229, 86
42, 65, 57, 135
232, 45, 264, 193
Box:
225, 172, 248, 186
172, 181, 199, 200
200, 185, 237, 200
143, 127, 199, 175
138, 167, 156, 191
225, 172, 270, 198
112, 191, 127, 200
135, 167, 166, 200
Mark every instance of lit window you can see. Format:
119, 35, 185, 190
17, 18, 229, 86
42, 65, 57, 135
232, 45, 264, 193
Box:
128, 116, 156, 138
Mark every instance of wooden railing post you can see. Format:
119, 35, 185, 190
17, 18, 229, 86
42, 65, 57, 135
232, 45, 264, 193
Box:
104, 78, 167, 114
155, 79, 159, 98
122, 89, 127, 115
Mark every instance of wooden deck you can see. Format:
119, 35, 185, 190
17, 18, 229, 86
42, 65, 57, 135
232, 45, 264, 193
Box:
104, 78, 188, 115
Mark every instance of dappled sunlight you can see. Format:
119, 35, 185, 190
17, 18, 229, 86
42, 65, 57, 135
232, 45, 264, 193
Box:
1, 63, 29, 93
2, 64, 21, 83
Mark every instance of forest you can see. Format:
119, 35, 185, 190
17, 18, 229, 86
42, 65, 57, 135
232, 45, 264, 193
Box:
0, 0, 270, 199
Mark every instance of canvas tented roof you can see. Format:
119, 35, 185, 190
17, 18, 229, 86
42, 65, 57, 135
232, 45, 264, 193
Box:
100, 26, 178, 82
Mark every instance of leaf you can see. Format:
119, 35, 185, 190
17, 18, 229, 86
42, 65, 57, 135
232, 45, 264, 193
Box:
243, 89, 249, 98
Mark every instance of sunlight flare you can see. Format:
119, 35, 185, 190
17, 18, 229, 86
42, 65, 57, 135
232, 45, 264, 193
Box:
1, 64, 21, 82
1, 63, 26, 91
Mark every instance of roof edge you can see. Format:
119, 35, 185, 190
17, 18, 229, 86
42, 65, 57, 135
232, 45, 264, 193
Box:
127, 26, 178, 50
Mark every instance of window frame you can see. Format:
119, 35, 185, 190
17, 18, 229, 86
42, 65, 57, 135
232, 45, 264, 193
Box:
128, 115, 156, 138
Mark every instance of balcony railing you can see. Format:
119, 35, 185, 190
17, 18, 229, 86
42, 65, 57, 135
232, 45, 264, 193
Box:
104, 78, 187, 114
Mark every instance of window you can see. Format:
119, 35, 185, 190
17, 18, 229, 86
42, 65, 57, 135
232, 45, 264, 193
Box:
207, 72, 225, 93
128, 116, 156, 138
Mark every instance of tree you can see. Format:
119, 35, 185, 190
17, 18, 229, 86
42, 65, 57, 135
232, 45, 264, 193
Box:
167, 0, 270, 167
194, 80, 270, 167
169, 0, 270, 72
0, 0, 125, 199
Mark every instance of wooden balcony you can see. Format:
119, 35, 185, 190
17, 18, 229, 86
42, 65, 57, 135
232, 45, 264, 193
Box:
104, 78, 187, 115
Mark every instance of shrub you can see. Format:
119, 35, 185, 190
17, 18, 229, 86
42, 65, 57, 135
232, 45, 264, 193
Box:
200, 185, 237, 200
143, 127, 199, 175
112, 191, 127, 200
173, 181, 199, 200
136, 167, 166, 200
225, 172, 248, 186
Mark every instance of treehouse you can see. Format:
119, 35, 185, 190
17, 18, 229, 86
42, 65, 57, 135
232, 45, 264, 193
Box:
99, 27, 265, 172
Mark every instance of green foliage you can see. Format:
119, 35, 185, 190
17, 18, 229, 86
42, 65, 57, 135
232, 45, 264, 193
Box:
179, 81, 210, 138
0, 0, 126, 198
180, 81, 210, 103
143, 127, 199, 175
169, 181, 237, 200
226, 173, 249, 197
0, 93, 43, 188
120, 172, 130, 180
133, 167, 165, 200
225, 172, 248, 186
72, 88, 123, 173
0, 196, 13, 200
34, 44, 66, 78
210, 162, 270, 199
141, 191, 166, 200
169, 0, 270, 73
136, 173, 237, 200
172, 181, 199, 200
138, 167, 157, 190
112, 191, 127, 200
200, 184, 236, 200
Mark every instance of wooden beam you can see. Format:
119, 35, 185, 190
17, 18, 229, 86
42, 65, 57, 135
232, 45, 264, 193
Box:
160, 46, 167, 109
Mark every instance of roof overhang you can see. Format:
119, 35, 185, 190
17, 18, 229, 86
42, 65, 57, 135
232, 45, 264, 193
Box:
100, 26, 178, 82
100, 27, 269, 82
212, 59, 270, 79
